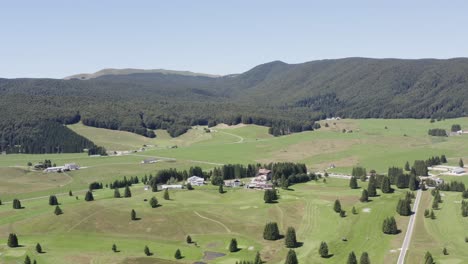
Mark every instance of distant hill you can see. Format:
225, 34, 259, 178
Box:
64, 68, 220, 80
1, 57, 467, 154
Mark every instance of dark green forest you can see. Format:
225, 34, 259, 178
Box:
1, 57, 467, 153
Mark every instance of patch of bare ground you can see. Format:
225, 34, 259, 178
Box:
319, 119, 359, 132
212, 123, 247, 129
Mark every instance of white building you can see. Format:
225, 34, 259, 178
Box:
224, 179, 243, 187
187, 176, 205, 186
64, 163, 79, 171
452, 167, 466, 174
161, 184, 183, 190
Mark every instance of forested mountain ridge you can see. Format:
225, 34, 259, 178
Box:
1, 57, 467, 154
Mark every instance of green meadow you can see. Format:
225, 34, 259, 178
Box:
0, 118, 467, 263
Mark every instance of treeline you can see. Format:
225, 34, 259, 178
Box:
428, 128, 447, 137
436, 181, 466, 192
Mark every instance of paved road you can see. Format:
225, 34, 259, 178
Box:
397, 189, 422, 264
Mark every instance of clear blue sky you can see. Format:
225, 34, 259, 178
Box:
2, 0, 468, 78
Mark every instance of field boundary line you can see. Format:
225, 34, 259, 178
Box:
193, 211, 231, 233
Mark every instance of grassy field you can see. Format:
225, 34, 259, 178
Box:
1, 118, 467, 263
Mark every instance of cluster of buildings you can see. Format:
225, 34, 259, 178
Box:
429, 165, 467, 176
246, 169, 274, 190
43, 163, 80, 173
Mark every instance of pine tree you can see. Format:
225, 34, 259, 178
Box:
84, 191, 94, 201
48, 195, 58, 206
382, 217, 398, 234
36, 243, 42, 253
360, 189, 369, 202
229, 238, 238, 252
340, 210, 346, 217
443, 247, 448, 255
13, 199, 22, 209
352, 206, 357, 215
24, 255, 31, 264
186, 182, 193, 190
124, 185, 132, 198
7, 233, 19, 247
424, 209, 430, 218
319, 241, 329, 258
219, 184, 224, 194
424, 251, 434, 264
460, 158, 464, 168
149, 196, 159, 208
347, 251, 357, 264
33, 260, 37, 264
441, 155, 447, 163
68, 190, 73, 196
264, 189, 277, 203
144, 245, 151, 256
186, 235, 192, 244
131, 209, 137, 220
408, 175, 417, 191
367, 176, 377, 197
284, 249, 298, 264
333, 199, 341, 213
360, 252, 370, 264
430, 210, 435, 219
285, 227, 297, 248
114, 188, 121, 198
163, 188, 170, 200
349, 176, 358, 189
381, 176, 392, 193
432, 198, 439, 210
263, 222, 280, 240
112, 243, 117, 252
254, 251, 262, 264
404, 161, 410, 171
174, 249, 182, 259
54, 205, 63, 215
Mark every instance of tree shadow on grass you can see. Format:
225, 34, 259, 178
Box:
322, 254, 334, 259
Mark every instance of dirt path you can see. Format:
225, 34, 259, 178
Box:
397, 189, 422, 264
193, 211, 231, 233
129, 154, 225, 166
67, 209, 103, 233
217, 131, 244, 144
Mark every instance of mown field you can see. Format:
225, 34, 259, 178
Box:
0, 118, 467, 263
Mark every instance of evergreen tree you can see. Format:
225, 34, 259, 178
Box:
264, 189, 277, 203
430, 210, 435, 219
381, 176, 392, 193
114, 188, 121, 198
424, 209, 430, 218
347, 251, 357, 264
131, 209, 137, 220
33, 260, 37, 264
319, 241, 329, 258
84, 191, 94, 201
396, 198, 411, 216
424, 251, 434, 264
112, 244, 117, 252
124, 185, 132, 198
13, 199, 22, 209
229, 238, 238, 252
404, 161, 410, 171
408, 175, 417, 191
284, 249, 298, 264
7, 233, 19, 247
149, 196, 159, 208
340, 210, 346, 217
263, 222, 280, 240
219, 184, 224, 194
349, 176, 359, 189
285, 227, 298, 248
186, 182, 193, 190
68, 190, 73, 196
163, 188, 170, 200
36, 243, 42, 253
441, 155, 447, 163
360, 189, 369, 202
460, 158, 464, 168
432, 198, 439, 210
367, 176, 377, 197
54, 205, 63, 215
359, 252, 370, 264
186, 235, 192, 244
382, 216, 398, 234
24, 255, 31, 264
174, 249, 182, 259
352, 206, 357, 215
144, 245, 151, 256
0, 199, 2, 205
48, 195, 59, 206
333, 199, 341, 213
443, 247, 448, 255
254, 251, 262, 264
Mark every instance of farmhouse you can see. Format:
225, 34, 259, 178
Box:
451, 167, 466, 174
64, 163, 79, 171
43, 163, 80, 173
43, 166, 65, 173
224, 179, 243, 187
187, 176, 205, 186
247, 168, 274, 189
257, 168, 272, 179
141, 158, 157, 164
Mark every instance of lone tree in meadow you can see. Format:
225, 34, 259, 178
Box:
144, 245, 151, 256
229, 238, 238, 252
163, 188, 170, 200
69, 190, 73, 196
12, 199, 22, 209
333, 199, 342, 213
36, 243, 42, 253
131, 209, 137, 220
54, 205, 63, 215
112, 244, 117, 252
149, 196, 159, 208
263, 222, 281, 240
186, 235, 192, 244
124, 185, 132, 198
84, 191, 94, 201
285, 227, 298, 248
360, 252, 370, 264
219, 184, 224, 194
284, 249, 298, 264
347, 251, 357, 264
7, 233, 19, 247
443, 247, 448, 255
425, 251, 434, 264
460, 158, 464, 168
396, 198, 412, 216
382, 216, 398, 234
174, 249, 182, 259
352, 206, 357, 215
349, 176, 359, 189
49, 195, 59, 206
264, 189, 278, 203
319, 241, 329, 258
360, 189, 369, 202
114, 188, 121, 198
24, 255, 31, 264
